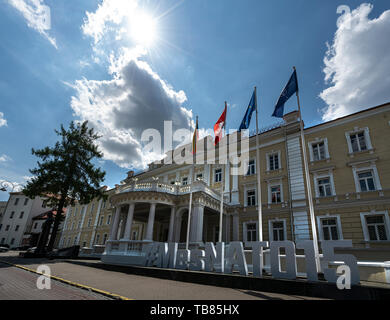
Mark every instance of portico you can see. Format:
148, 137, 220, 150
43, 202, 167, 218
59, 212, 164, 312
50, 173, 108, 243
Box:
103, 180, 231, 264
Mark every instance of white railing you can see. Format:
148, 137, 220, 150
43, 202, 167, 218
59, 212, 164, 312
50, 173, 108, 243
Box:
117, 180, 223, 202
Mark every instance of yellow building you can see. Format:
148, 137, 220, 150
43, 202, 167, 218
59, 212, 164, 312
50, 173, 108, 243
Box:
61, 103, 390, 264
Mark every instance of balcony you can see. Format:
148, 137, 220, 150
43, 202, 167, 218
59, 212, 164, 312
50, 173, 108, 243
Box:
116, 179, 223, 203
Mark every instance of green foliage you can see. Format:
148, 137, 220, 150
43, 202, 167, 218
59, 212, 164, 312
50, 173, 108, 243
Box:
23, 121, 107, 209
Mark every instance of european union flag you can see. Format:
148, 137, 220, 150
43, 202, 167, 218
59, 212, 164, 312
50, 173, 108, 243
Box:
239, 90, 256, 132
272, 69, 298, 118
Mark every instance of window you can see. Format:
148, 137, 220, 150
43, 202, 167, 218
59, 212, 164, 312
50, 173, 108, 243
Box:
318, 178, 332, 197
268, 153, 279, 171
246, 159, 255, 176
95, 234, 100, 244
170, 181, 175, 185
103, 233, 108, 244
73, 237, 78, 245
82, 241, 87, 248
5, 225, 10, 231
99, 216, 104, 226
247, 190, 256, 206
270, 185, 281, 203
107, 215, 111, 225
10, 238, 15, 245
196, 173, 203, 181
34, 222, 38, 229
358, 171, 376, 191
1, 238, 4, 244
182, 177, 188, 185
215, 168, 222, 183
78, 220, 81, 229
246, 223, 257, 242
10, 211, 14, 219
0, 224, 2, 231
19, 212, 24, 219
350, 132, 367, 152
71, 222, 75, 230
312, 142, 326, 161
366, 215, 387, 241
15, 225, 19, 232
14, 198, 19, 205
271, 221, 285, 241
87, 218, 92, 227
321, 218, 339, 240
23, 198, 29, 206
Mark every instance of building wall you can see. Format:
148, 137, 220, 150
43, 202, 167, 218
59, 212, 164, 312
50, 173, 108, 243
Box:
0, 193, 48, 248
60, 103, 390, 252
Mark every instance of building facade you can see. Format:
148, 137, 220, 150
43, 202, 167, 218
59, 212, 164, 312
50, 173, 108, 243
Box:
0, 192, 49, 248
60, 187, 122, 249
64, 103, 390, 263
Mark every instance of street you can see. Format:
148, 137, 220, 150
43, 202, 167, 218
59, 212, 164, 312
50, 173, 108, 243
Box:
0, 251, 326, 300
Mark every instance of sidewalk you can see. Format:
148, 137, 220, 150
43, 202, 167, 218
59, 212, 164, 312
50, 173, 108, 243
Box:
0, 252, 325, 300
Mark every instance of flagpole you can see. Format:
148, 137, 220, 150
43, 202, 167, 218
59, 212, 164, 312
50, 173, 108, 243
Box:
294, 67, 320, 272
186, 116, 197, 252
218, 102, 227, 243
255, 87, 263, 242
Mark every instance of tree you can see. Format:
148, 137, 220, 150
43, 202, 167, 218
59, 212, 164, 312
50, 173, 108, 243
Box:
23, 121, 107, 253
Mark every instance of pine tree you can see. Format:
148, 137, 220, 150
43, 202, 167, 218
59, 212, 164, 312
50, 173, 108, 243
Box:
23, 121, 107, 253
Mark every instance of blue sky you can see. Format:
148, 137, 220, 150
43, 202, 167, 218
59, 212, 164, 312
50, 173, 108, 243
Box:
1, 0, 390, 201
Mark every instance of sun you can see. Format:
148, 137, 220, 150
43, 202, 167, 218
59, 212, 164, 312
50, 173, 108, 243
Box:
130, 12, 157, 47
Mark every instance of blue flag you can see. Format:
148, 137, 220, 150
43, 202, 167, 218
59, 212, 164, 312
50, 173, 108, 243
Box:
239, 90, 256, 132
272, 69, 298, 118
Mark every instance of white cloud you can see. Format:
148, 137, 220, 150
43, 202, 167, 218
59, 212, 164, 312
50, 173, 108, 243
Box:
0, 179, 23, 192
320, 3, 390, 121
82, 0, 138, 45
0, 112, 7, 127
8, 0, 57, 48
69, 51, 193, 169
0, 154, 12, 163
68, 0, 194, 170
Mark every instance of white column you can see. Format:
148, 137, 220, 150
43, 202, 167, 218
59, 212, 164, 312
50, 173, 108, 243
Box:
109, 206, 121, 241
145, 203, 156, 241
190, 205, 204, 243
168, 206, 176, 242
232, 213, 239, 241
123, 203, 135, 240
